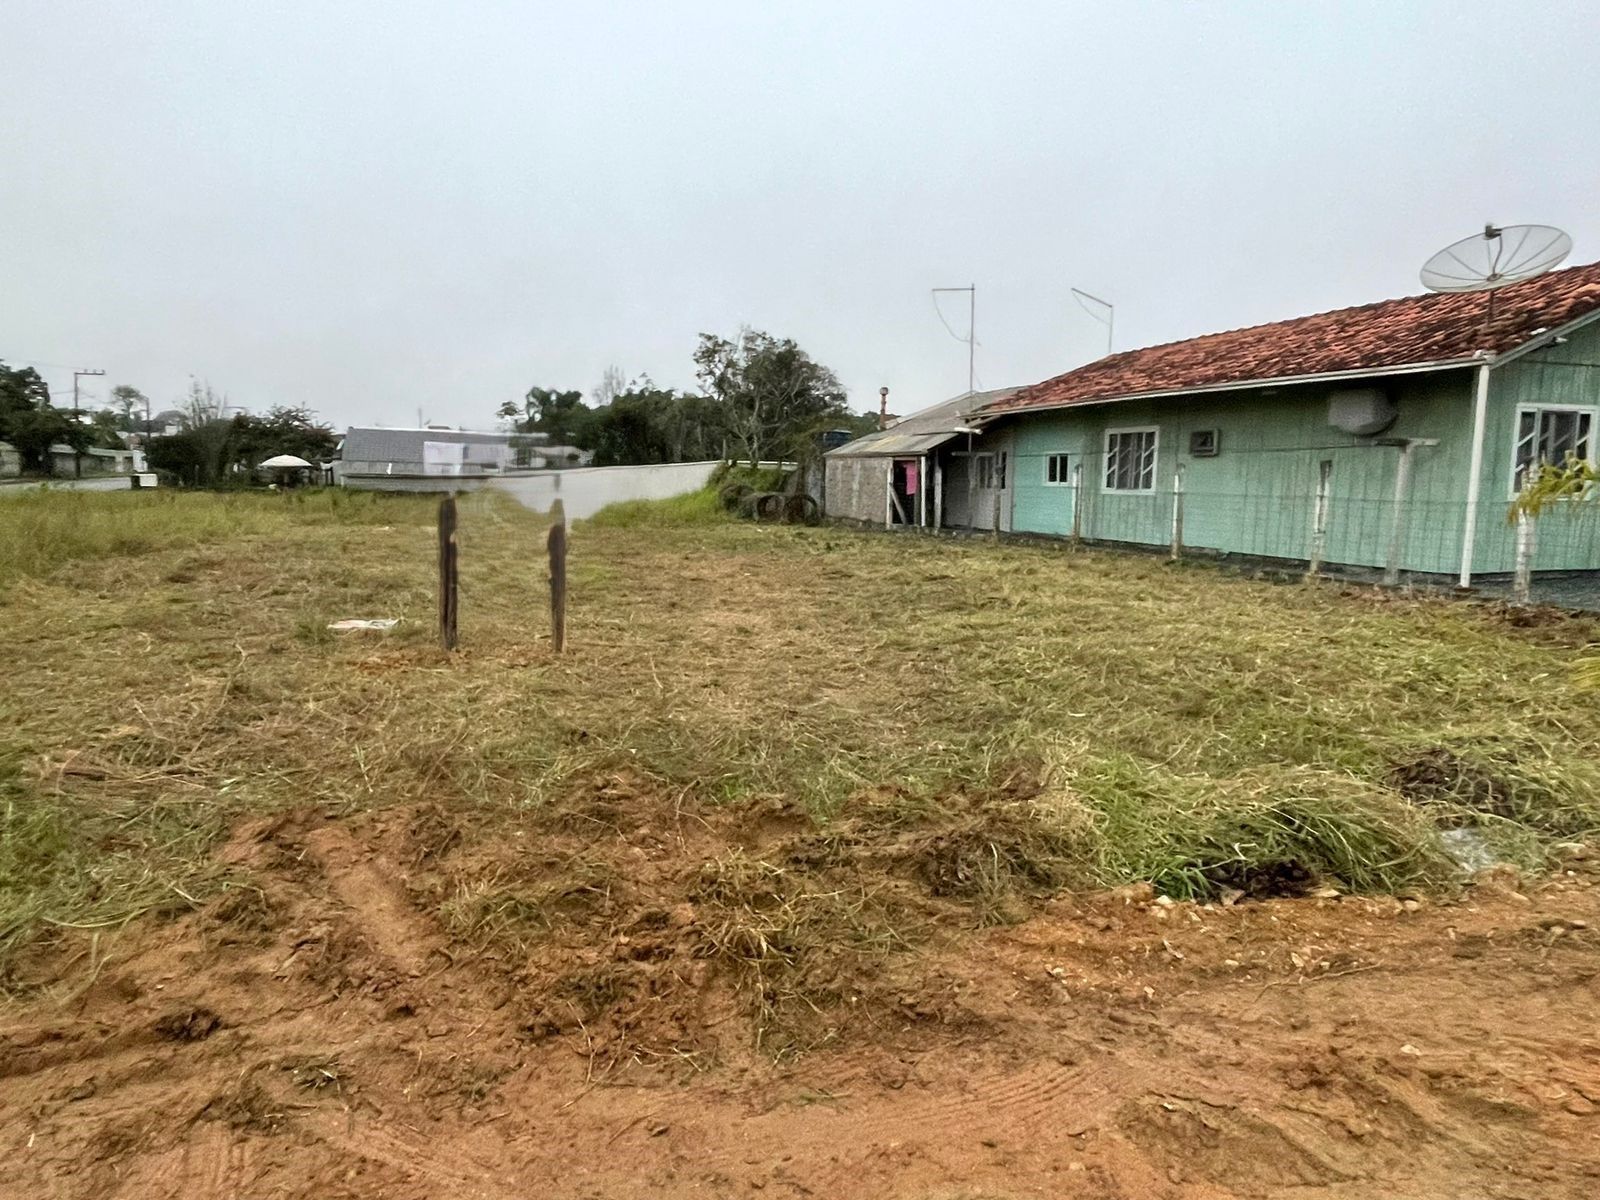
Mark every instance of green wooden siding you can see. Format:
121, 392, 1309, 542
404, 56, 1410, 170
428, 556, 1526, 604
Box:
1002, 323, 1600, 576
1472, 317, 1600, 572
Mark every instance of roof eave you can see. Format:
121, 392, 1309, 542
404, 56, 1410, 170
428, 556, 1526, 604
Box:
1489, 306, 1600, 369
968, 355, 1486, 422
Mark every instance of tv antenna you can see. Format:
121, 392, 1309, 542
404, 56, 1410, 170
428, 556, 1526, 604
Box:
1071, 288, 1114, 357
932, 285, 976, 395
1420, 223, 1572, 329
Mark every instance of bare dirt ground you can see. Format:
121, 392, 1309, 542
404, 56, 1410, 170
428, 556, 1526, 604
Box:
5, 784, 1599, 1200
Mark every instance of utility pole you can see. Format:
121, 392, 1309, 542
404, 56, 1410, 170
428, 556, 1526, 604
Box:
72, 368, 105, 478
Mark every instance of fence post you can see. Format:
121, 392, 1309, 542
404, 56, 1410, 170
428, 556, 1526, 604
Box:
990, 490, 1002, 538
1307, 458, 1332, 577
549, 498, 567, 652
1512, 509, 1536, 605
1383, 441, 1417, 587
1169, 464, 1185, 561
1070, 463, 1083, 545
437, 494, 459, 651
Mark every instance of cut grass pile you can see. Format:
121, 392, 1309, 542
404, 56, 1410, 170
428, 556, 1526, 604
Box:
3, 483, 1599, 1002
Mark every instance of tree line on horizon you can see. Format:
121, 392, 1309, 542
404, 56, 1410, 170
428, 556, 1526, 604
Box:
2, 326, 878, 483
497, 329, 878, 467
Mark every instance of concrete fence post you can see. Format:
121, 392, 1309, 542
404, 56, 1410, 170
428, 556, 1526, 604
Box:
1512, 510, 1537, 605
1307, 458, 1332, 578
1383, 441, 1418, 587
1169, 464, 1185, 562
1070, 463, 1083, 545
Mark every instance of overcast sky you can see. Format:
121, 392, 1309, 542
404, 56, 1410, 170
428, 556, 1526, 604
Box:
5, 1, 1598, 428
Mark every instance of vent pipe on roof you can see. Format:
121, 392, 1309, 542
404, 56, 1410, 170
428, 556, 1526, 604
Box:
878, 386, 890, 430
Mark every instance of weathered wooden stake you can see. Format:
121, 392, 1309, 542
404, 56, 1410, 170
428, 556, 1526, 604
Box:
548, 500, 567, 653
437, 494, 459, 651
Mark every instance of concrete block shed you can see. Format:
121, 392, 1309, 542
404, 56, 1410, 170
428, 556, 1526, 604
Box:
823, 388, 1018, 529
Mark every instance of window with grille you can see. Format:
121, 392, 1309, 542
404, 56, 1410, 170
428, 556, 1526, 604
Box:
1514, 406, 1593, 490
1104, 427, 1158, 492
1044, 453, 1072, 485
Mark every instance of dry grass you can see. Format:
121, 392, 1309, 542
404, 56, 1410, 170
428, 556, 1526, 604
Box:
3, 484, 1600, 993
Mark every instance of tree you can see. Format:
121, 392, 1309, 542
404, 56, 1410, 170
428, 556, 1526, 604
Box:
585, 380, 722, 466
110, 384, 149, 431
227, 406, 339, 469
0, 361, 90, 475
498, 386, 597, 450
1511, 458, 1598, 519
693, 328, 849, 465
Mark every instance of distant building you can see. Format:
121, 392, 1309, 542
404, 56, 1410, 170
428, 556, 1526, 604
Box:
336, 425, 592, 491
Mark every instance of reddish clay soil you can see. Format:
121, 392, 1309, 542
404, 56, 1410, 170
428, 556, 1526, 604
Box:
4, 788, 1600, 1200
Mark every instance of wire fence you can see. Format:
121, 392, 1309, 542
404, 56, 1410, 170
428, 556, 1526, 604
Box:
998, 443, 1600, 610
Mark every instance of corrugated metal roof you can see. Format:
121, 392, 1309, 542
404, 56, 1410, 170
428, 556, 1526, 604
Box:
825, 387, 1019, 457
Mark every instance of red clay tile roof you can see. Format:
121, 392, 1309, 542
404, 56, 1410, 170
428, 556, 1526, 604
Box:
984, 260, 1600, 416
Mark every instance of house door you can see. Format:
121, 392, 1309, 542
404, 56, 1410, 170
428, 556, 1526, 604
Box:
889, 458, 922, 525
972, 450, 1011, 532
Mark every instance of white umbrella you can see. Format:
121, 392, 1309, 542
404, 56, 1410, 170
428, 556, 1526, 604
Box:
258, 454, 313, 469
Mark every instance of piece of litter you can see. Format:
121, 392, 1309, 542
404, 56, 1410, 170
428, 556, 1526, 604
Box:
327, 619, 400, 631
1400, 1043, 1422, 1056
1439, 827, 1502, 874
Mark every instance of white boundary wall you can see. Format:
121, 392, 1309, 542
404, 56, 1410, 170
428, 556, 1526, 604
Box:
490, 461, 722, 520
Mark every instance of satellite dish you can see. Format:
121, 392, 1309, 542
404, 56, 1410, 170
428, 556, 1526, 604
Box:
1421, 223, 1572, 292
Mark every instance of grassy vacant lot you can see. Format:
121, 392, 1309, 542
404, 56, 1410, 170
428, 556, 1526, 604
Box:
3, 485, 1599, 1007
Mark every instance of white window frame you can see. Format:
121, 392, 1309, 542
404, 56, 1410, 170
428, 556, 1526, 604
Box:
1043, 452, 1072, 486
1103, 426, 1159, 494
1507, 403, 1598, 498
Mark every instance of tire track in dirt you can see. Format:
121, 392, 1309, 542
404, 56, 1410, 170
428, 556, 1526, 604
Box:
301, 824, 442, 978
305, 1112, 525, 1200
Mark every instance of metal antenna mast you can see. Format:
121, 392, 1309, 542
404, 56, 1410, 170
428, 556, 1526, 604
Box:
932, 285, 976, 394
1071, 288, 1114, 357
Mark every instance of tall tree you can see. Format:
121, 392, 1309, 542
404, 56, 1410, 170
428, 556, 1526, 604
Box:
693, 329, 848, 465
0, 361, 90, 474
110, 384, 149, 431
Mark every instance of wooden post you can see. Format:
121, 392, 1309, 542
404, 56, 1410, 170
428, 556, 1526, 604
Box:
884, 461, 893, 528
548, 499, 567, 652
1307, 458, 1332, 578
1070, 462, 1083, 545
917, 455, 927, 528
1512, 509, 1536, 605
933, 456, 943, 531
1169, 464, 1185, 562
1383, 441, 1416, 587
437, 494, 459, 651
990, 490, 1001, 538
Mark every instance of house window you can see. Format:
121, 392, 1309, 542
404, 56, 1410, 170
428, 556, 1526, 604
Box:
1044, 453, 1072, 485
1513, 406, 1594, 490
1188, 429, 1220, 457
1104, 427, 1158, 492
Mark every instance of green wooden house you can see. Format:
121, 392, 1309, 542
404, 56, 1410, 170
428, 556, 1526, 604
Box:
940, 262, 1600, 585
